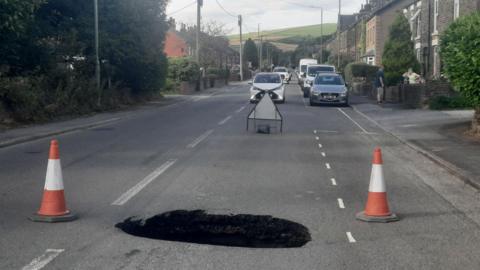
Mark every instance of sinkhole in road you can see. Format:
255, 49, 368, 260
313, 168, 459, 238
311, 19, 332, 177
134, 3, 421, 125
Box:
116, 210, 311, 248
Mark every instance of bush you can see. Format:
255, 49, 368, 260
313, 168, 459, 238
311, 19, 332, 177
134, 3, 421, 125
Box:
168, 57, 200, 83
344, 62, 379, 85
429, 95, 471, 110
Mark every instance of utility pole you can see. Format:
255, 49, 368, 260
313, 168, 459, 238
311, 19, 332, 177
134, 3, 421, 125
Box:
259, 35, 263, 71
238, 15, 244, 81
320, 7, 324, 64
258, 24, 261, 70
337, 0, 341, 69
94, 0, 101, 106
196, 0, 203, 63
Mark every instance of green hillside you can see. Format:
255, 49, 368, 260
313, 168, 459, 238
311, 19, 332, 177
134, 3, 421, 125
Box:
228, 23, 337, 45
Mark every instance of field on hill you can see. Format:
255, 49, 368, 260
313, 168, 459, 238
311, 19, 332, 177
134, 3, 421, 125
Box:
228, 23, 337, 46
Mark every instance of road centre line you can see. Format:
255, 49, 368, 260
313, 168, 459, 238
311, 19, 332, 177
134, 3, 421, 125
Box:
187, 129, 214, 148
326, 163, 331, 169
316, 130, 339, 134
331, 178, 337, 186
337, 198, 346, 209
22, 249, 64, 270
315, 136, 320, 140
337, 108, 370, 134
235, 106, 246, 113
318, 144, 323, 148
321, 152, 326, 157
218, 115, 232, 126
112, 159, 177, 206
346, 232, 357, 243
314, 130, 317, 134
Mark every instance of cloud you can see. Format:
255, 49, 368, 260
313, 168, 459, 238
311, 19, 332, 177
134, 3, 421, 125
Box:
167, 0, 365, 34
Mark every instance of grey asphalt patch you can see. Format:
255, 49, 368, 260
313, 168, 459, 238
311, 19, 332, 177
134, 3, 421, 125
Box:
115, 210, 311, 248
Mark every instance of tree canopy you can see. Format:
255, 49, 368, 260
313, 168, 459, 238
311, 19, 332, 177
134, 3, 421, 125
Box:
382, 14, 420, 86
244, 38, 258, 69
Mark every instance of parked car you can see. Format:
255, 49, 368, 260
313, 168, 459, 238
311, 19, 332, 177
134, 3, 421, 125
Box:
302, 64, 336, 97
309, 73, 349, 106
273, 67, 290, 84
249, 73, 285, 104
298, 58, 318, 86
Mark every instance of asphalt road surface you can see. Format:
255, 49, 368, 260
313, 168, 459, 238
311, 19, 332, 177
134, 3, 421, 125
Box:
1, 81, 480, 269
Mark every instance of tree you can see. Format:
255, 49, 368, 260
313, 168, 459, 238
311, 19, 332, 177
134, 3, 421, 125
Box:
382, 14, 420, 86
441, 12, 480, 136
243, 38, 258, 69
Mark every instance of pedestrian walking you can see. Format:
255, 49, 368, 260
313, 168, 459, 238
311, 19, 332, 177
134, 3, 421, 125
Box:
375, 65, 386, 104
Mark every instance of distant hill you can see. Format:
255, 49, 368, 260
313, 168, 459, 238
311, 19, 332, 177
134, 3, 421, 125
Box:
228, 23, 337, 51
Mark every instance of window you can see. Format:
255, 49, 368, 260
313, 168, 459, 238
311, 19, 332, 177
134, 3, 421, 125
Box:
314, 75, 344, 86
454, 0, 460, 20
433, 0, 439, 33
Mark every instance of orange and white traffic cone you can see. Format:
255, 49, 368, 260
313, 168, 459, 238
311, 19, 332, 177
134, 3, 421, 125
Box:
30, 140, 76, 223
356, 148, 399, 223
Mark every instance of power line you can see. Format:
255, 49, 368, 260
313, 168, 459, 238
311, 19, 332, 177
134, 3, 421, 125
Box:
167, 1, 196, 17
215, 0, 237, 18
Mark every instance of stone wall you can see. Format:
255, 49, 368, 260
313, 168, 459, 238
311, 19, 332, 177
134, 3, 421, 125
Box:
357, 80, 456, 108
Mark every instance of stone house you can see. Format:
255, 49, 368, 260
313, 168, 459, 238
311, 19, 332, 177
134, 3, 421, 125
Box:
364, 0, 413, 66
404, 0, 480, 79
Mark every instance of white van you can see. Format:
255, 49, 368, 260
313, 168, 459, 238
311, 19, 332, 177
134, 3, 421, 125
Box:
298, 59, 318, 84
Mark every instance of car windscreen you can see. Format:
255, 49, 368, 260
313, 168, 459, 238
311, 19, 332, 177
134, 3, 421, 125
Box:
300, 65, 307, 72
274, 68, 287, 72
254, 74, 281, 84
315, 75, 344, 85
308, 66, 335, 76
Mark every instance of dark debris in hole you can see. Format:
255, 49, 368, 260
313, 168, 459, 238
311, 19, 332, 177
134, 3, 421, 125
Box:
115, 210, 311, 248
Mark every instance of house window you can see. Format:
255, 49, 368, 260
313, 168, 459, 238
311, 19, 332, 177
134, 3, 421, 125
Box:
434, 0, 439, 33
454, 0, 460, 20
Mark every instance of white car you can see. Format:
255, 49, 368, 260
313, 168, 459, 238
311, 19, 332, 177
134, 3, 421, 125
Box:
298, 58, 318, 85
249, 73, 285, 104
273, 67, 290, 84
302, 64, 336, 97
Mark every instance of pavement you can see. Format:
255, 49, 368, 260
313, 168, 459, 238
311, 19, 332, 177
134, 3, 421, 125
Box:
350, 95, 480, 189
1, 81, 480, 269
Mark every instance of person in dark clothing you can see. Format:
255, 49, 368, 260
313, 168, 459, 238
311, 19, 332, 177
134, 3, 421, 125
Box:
375, 65, 386, 104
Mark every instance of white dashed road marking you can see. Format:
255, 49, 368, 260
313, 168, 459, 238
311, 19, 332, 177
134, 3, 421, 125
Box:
187, 130, 214, 148
22, 249, 64, 270
326, 163, 331, 170
314, 130, 317, 134
337, 198, 346, 209
315, 136, 320, 140
321, 152, 326, 157
235, 106, 246, 113
112, 159, 177, 206
318, 144, 323, 148
331, 178, 337, 186
218, 115, 232, 125
347, 232, 357, 243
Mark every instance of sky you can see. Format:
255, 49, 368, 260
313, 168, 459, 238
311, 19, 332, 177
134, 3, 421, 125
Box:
166, 0, 366, 34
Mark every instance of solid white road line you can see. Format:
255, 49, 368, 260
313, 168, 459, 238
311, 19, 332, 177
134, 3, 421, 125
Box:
331, 178, 337, 186
337, 108, 369, 134
112, 159, 177, 206
22, 249, 64, 270
235, 106, 246, 113
321, 152, 326, 157
218, 115, 232, 126
337, 198, 346, 209
326, 163, 331, 169
346, 232, 357, 243
187, 130, 214, 148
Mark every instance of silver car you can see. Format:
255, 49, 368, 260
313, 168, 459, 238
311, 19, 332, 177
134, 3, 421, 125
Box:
309, 73, 349, 106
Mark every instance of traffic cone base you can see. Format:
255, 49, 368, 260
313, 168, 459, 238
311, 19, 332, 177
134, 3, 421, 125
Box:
29, 212, 77, 223
356, 211, 399, 223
